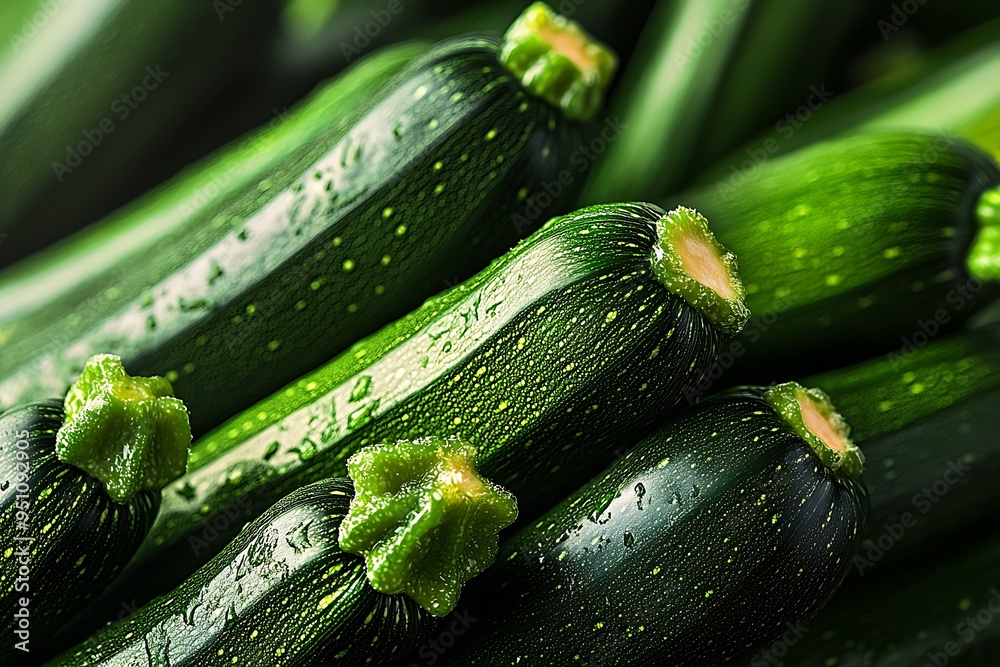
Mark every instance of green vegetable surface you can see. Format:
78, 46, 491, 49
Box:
49, 479, 431, 667
74, 202, 747, 640
0, 357, 190, 663
774, 530, 1000, 667
804, 321, 1000, 565
666, 132, 1000, 380
0, 3, 610, 436
0, 0, 279, 265
438, 383, 867, 666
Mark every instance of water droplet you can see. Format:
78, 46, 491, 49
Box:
623, 531, 635, 548
286, 521, 313, 552
175, 481, 196, 501
347, 399, 381, 430
691, 484, 700, 498
178, 297, 208, 312
634, 483, 646, 510
291, 439, 318, 461
262, 441, 280, 461
0, 480, 10, 492
350, 376, 372, 402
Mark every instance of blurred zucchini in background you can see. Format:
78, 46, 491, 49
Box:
663, 132, 1000, 381
774, 530, 1000, 667
0, 355, 190, 664
62, 202, 748, 648
582, 0, 866, 203
0, 3, 614, 436
700, 17, 1000, 178
802, 321, 1000, 567
439, 383, 867, 666
0, 0, 281, 268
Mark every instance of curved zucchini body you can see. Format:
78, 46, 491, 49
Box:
49, 479, 435, 667
667, 132, 1000, 379
776, 530, 1000, 667
0, 40, 426, 330
0, 14, 602, 435
0, 0, 279, 266
78, 202, 747, 637
438, 386, 867, 666
0, 402, 158, 663
804, 322, 1000, 565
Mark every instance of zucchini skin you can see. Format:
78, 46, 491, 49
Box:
438, 389, 867, 666
804, 323, 1000, 565
776, 531, 1000, 667
0, 0, 279, 267
50, 479, 433, 667
0, 40, 425, 330
0, 33, 588, 436
0, 402, 158, 663
671, 132, 1000, 377
82, 202, 730, 633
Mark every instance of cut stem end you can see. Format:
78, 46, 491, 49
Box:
766, 382, 864, 478
56, 354, 191, 503
652, 206, 750, 336
338, 437, 518, 617
499, 2, 617, 120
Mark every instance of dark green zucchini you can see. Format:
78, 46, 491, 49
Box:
802, 320, 1000, 568
52, 438, 517, 666
435, 382, 867, 666
72, 202, 749, 642
0, 40, 425, 329
0, 0, 280, 267
0, 355, 189, 664
772, 530, 1000, 667
0, 2, 615, 436
667, 132, 1000, 381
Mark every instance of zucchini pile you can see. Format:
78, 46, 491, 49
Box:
1, 1, 997, 666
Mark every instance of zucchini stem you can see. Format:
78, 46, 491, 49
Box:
765, 382, 864, 478
970, 185, 1000, 281
651, 205, 750, 336
338, 437, 517, 617
499, 2, 617, 120
56, 354, 191, 503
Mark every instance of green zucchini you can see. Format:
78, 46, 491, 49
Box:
0, 0, 280, 266
73, 202, 749, 642
435, 382, 867, 666
52, 438, 517, 666
802, 321, 1000, 568
697, 18, 1000, 179
0, 355, 190, 663
582, 0, 865, 202
772, 530, 1000, 667
0, 40, 425, 328
0, 3, 616, 436
667, 132, 1000, 382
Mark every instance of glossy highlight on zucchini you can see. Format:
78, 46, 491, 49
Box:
79, 202, 747, 635
438, 383, 867, 666
0, 3, 612, 436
